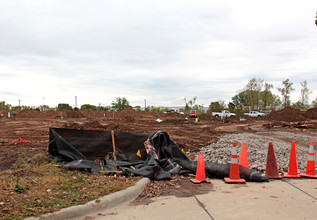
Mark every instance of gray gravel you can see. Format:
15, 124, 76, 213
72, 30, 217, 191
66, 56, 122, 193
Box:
196, 130, 317, 176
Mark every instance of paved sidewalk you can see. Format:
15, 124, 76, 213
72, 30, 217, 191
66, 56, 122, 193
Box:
89, 178, 317, 220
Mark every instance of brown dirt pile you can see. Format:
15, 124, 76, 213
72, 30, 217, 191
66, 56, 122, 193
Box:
16, 109, 85, 119
114, 108, 150, 118
15, 109, 40, 118
43, 109, 84, 119
197, 113, 213, 120
62, 120, 108, 130
265, 107, 307, 122
82, 111, 107, 118
305, 107, 317, 119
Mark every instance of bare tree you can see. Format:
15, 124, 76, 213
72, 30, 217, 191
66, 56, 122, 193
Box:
186, 96, 197, 109
245, 78, 263, 110
277, 79, 295, 108
184, 96, 197, 113
299, 80, 312, 107
260, 82, 273, 109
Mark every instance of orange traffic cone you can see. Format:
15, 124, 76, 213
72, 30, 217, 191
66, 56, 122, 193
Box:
265, 142, 281, 178
300, 141, 317, 178
239, 142, 249, 170
190, 154, 211, 184
224, 142, 246, 183
284, 141, 301, 178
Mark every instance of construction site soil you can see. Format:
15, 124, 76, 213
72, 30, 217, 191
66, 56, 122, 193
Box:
1, 107, 317, 173
1, 107, 317, 208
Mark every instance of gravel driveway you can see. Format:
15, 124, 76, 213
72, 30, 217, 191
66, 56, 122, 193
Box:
198, 129, 317, 176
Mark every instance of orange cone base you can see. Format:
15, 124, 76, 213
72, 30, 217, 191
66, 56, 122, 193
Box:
283, 172, 301, 178
190, 178, 211, 184
300, 173, 317, 178
224, 177, 246, 183
267, 176, 282, 179
265, 174, 282, 179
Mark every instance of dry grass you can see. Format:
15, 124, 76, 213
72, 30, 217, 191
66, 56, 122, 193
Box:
0, 152, 141, 219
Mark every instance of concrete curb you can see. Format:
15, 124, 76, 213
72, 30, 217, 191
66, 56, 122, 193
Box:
25, 177, 150, 220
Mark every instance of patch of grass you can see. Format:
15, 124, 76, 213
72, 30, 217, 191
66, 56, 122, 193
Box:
14, 177, 26, 193
0, 152, 141, 219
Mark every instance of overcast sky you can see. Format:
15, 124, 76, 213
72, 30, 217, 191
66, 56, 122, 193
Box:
0, 0, 316, 108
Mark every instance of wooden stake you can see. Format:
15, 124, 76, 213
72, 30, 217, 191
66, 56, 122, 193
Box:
111, 130, 117, 160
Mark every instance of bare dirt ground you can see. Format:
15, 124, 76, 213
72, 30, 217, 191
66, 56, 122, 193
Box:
1, 107, 317, 199
0, 109, 224, 171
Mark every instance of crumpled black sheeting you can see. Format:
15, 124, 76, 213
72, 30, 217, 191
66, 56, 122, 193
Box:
174, 159, 269, 182
48, 128, 268, 181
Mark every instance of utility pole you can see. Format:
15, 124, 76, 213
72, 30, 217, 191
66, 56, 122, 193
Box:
75, 96, 77, 109
144, 99, 146, 111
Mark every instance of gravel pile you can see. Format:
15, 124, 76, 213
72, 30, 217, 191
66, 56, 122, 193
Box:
196, 131, 316, 176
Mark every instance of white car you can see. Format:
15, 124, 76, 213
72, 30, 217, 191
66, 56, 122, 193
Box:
259, 110, 271, 116
164, 109, 184, 115
212, 110, 236, 118
244, 111, 265, 117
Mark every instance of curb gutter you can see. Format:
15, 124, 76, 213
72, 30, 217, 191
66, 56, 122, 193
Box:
25, 177, 150, 220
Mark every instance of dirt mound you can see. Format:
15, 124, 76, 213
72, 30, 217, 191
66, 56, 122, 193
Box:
62, 120, 107, 130
115, 109, 143, 118
0, 112, 8, 117
149, 111, 159, 117
82, 120, 106, 129
82, 111, 107, 118
161, 118, 186, 124
15, 109, 40, 118
235, 114, 259, 122
42, 109, 84, 119
42, 110, 60, 118
198, 113, 213, 120
305, 107, 317, 119
64, 110, 85, 118
159, 112, 187, 124
117, 115, 136, 123
160, 112, 185, 119
109, 109, 156, 120
265, 107, 306, 122
62, 122, 83, 129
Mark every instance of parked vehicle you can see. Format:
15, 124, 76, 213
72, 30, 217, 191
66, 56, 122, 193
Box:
164, 108, 177, 113
212, 110, 236, 118
190, 110, 197, 118
164, 109, 184, 115
259, 110, 271, 116
244, 111, 265, 117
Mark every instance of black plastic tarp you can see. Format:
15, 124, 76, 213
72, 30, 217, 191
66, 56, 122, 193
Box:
48, 128, 268, 182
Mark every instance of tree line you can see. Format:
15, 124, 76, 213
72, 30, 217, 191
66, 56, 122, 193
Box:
0, 97, 133, 115
1, 78, 317, 115
210, 78, 316, 113
178, 78, 316, 114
